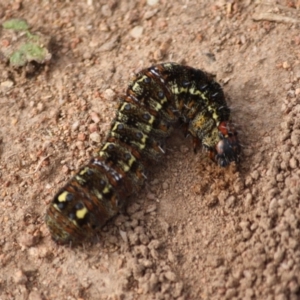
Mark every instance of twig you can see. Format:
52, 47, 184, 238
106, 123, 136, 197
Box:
22, 155, 52, 177
252, 12, 300, 24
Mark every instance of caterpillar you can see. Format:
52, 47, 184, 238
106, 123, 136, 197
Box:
45, 62, 240, 244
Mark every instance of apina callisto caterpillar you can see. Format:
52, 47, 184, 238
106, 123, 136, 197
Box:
45, 62, 240, 244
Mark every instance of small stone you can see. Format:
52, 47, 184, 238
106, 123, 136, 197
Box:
37, 102, 44, 112
226, 195, 236, 208
180, 145, 189, 153
90, 132, 101, 143
144, 9, 159, 20
147, 0, 159, 5
245, 193, 253, 207
28, 290, 43, 300
268, 198, 278, 216
167, 250, 176, 262
89, 123, 98, 133
72, 120, 80, 131
276, 173, 284, 182
251, 170, 259, 180
62, 165, 69, 174
83, 51, 92, 60
130, 26, 144, 39
146, 193, 156, 200
282, 61, 291, 69
289, 157, 298, 169
148, 273, 159, 292
173, 281, 184, 298
162, 182, 168, 190
119, 230, 128, 243
291, 131, 300, 146
77, 132, 86, 141
127, 231, 139, 245
102, 89, 116, 101
164, 271, 176, 282
14, 270, 28, 284
1, 80, 14, 88
127, 203, 140, 214
90, 111, 101, 123
145, 204, 156, 213
101, 4, 112, 17
18, 233, 39, 248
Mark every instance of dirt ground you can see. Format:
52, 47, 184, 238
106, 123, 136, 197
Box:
1, 0, 300, 299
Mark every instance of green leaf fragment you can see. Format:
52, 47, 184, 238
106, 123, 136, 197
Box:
10, 50, 27, 66
9, 43, 48, 67
3, 19, 29, 31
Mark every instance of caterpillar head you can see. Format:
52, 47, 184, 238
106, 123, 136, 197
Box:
213, 121, 240, 167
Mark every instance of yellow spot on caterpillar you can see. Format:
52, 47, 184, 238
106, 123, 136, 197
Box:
172, 85, 188, 95
99, 150, 106, 157
148, 115, 155, 124
128, 156, 135, 165
132, 76, 148, 93
119, 161, 130, 172
132, 141, 146, 150
150, 99, 162, 111
103, 186, 110, 194
79, 167, 89, 175
93, 188, 103, 200
57, 191, 69, 202
112, 123, 119, 132
76, 206, 88, 219
75, 175, 86, 185
53, 203, 60, 211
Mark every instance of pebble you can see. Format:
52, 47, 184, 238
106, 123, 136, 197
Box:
164, 271, 176, 282
0, 80, 14, 88
289, 157, 298, 169
282, 61, 291, 69
144, 9, 159, 20
147, 192, 156, 200
127, 231, 139, 245
18, 233, 39, 248
14, 270, 28, 284
146, 204, 157, 213
101, 4, 112, 17
99, 35, 119, 52
173, 281, 184, 298
89, 131, 100, 143
148, 273, 159, 292
245, 193, 253, 207
268, 198, 278, 216
251, 170, 260, 180
72, 120, 80, 131
180, 145, 189, 153
77, 132, 86, 141
88, 123, 98, 133
102, 89, 116, 101
130, 26, 144, 39
290, 131, 300, 146
90, 111, 101, 123
147, 0, 159, 5
127, 203, 140, 214
226, 195, 236, 208
119, 230, 128, 243
28, 291, 43, 300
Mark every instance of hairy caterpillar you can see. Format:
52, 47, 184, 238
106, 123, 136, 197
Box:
45, 62, 240, 244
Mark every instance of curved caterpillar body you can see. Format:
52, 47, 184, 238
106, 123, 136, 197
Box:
45, 62, 240, 244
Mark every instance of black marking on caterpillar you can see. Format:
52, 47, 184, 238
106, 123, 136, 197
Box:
45, 62, 240, 244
